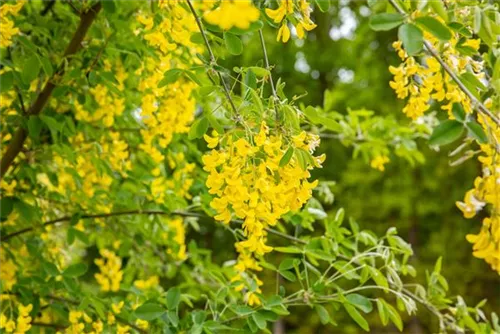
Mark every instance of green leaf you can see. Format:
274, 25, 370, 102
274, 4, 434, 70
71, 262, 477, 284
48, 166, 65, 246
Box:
448, 22, 472, 38
473, 6, 481, 34
198, 85, 218, 97
279, 147, 294, 167
39, 56, 53, 77
251, 313, 267, 330
28, 116, 43, 140
451, 103, 465, 122
278, 270, 297, 282
398, 24, 423, 56
376, 299, 389, 326
415, 16, 452, 40
385, 302, 403, 331
429, 120, 463, 146
166, 287, 181, 310
369, 13, 405, 31
223, 32, 243, 55
278, 258, 298, 271
206, 113, 224, 134
158, 68, 183, 88
346, 294, 373, 313
0, 197, 14, 219
314, 0, 330, 12
233, 305, 254, 316
466, 121, 488, 144
274, 246, 302, 254
102, 0, 116, 13
0, 71, 14, 92
134, 303, 165, 321
368, 267, 388, 289
429, 1, 448, 22
315, 305, 331, 325
40, 115, 62, 132
22, 55, 41, 84
247, 67, 269, 78
42, 260, 59, 276
63, 263, 88, 277
344, 304, 369, 332
188, 117, 209, 140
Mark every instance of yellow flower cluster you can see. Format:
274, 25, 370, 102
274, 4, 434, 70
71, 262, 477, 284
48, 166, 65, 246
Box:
164, 217, 188, 261
389, 32, 482, 120
94, 249, 123, 292
370, 155, 390, 171
38, 132, 129, 212
203, 122, 324, 303
134, 276, 159, 290
457, 115, 500, 273
0, 1, 24, 48
74, 84, 125, 127
67, 310, 104, 334
0, 304, 32, 333
0, 247, 17, 291
266, 0, 316, 43
149, 152, 195, 204
203, 0, 260, 30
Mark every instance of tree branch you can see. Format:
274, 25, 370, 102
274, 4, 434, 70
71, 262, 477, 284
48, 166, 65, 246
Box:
1, 209, 306, 249
0, 2, 102, 180
387, 0, 500, 127
185, 0, 239, 117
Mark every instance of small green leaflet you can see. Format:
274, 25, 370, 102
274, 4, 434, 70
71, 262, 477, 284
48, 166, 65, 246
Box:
398, 24, 423, 56
466, 121, 488, 144
279, 147, 294, 167
369, 13, 405, 31
429, 120, 463, 146
134, 303, 165, 321
224, 32, 243, 55
415, 16, 452, 40
344, 304, 369, 332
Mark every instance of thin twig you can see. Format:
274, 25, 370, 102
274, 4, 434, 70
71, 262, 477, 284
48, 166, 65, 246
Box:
185, 0, 239, 117
258, 29, 281, 123
387, 0, 500, 127
258, 30, 278, 99
1, 209, 304, 249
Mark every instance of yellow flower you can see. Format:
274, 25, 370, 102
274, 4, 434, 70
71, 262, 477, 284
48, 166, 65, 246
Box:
112, 301, 124, 314
265, 0, 293, 23
204, 0, 260, 30
277, 23, 291, 43
370, 155, 390, 171
204, 131, 219, 149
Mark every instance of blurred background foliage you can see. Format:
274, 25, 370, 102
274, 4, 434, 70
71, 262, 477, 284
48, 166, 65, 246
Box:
209, 1, 499, 332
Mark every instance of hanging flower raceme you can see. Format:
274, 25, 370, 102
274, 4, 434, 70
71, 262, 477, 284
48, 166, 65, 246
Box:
456, 113, 500, 274
203, 122, 325, 304
0, 1, 24, 48
94, 249, 123, 292
389, 28, 482, 120
265, 0, 317, 43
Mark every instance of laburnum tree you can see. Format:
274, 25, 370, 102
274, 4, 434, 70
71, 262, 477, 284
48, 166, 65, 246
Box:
0, 0, 499, 333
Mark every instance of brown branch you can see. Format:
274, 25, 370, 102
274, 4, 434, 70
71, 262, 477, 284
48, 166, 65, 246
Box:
1, 210, 203, 241
0, 2, 102, 180
1, 208, 306, 247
